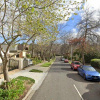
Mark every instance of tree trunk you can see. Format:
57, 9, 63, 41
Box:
31, 45, 34, 58
31, 43, 34, 58
3, 61, 10, 82
31, 39, 35, 58
82, 52, 85, 65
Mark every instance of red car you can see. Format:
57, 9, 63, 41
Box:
64, 59, 69, 63
71, 61, 81, 70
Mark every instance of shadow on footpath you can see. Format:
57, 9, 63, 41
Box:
82, 83, 100, 100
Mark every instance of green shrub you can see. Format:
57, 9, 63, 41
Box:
0, 79, 25, 100
31, 57, 42, 65
84, 52, 100, 63
26, 54, 31, 58
0, 76, 35, 100
91, 59, 100, 68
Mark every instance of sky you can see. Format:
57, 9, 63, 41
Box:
58, 0, 100, 38
0, 0, 100, 44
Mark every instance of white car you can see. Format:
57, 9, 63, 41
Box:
27, 59, 33, 65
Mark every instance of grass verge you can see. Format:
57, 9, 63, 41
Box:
68, 61, 71, 64
29, 69, 43, 73
0, 76, 35, 100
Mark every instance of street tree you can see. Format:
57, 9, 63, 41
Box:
77, 9, 100, 64
0, 0, 64, 82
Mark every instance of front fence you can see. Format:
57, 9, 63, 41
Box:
8, 59, 19, 71
23, 58, 28, 68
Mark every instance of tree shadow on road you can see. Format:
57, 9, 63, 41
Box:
49, 63, 71, 73
61, 68, 72, 71
82, 83, 100, 100
67, 73, 99, 83
52, 63, 70, 66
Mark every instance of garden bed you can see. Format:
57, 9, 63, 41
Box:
0, 76, 35, 100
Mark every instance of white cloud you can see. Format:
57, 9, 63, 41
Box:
84, 0, 100, 10
71, 28, 78, 38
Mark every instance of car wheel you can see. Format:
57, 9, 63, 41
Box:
83, 74, 86, 80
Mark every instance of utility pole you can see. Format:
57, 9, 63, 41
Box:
71, 44, 73, 62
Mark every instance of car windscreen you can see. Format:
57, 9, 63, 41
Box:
83, 67, 96, 71
74, 62, 80, 64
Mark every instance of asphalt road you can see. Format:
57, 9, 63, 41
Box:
31, 57, 100, 100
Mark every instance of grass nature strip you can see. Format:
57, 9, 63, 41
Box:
41, 59, 55, 67
29, 69, 43, 73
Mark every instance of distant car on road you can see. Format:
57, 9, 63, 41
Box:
71, 61, 81, 70
78, 65, 100, 81
61, 57, 65, 61
64, 59, 69, 63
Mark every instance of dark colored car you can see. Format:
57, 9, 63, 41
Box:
78, 65, 100, 81
64, 59, 69, 63
71, 61, 81, 70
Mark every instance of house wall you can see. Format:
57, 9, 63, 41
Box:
23, 51, 26, 57
0, 58, 2, 64
19, 51, 26, 58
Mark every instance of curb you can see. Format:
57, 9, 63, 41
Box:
22, 72, 48, 100
22, 61, 54, 100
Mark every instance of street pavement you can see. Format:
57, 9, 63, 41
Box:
31, 57, 100, 100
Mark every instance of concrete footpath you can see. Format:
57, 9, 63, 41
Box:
0, 62, 52, 100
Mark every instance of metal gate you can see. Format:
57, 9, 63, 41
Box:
23, 58, 28, 68
8, 59, 19, 71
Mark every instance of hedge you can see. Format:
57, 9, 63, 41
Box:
91, 59, 100, 68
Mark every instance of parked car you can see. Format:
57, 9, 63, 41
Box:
61, 57, 65, 61
27, 59, 33, 66
78, 65, 100, 81
71, 61, 81, 70
64, 59, 69, 63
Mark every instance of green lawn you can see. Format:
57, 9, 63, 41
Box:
15, 76, 35, 83
29, 69, 43, 73
68, 60, 71, 64
41, 59, 55, 67
41, 62, 52, 67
